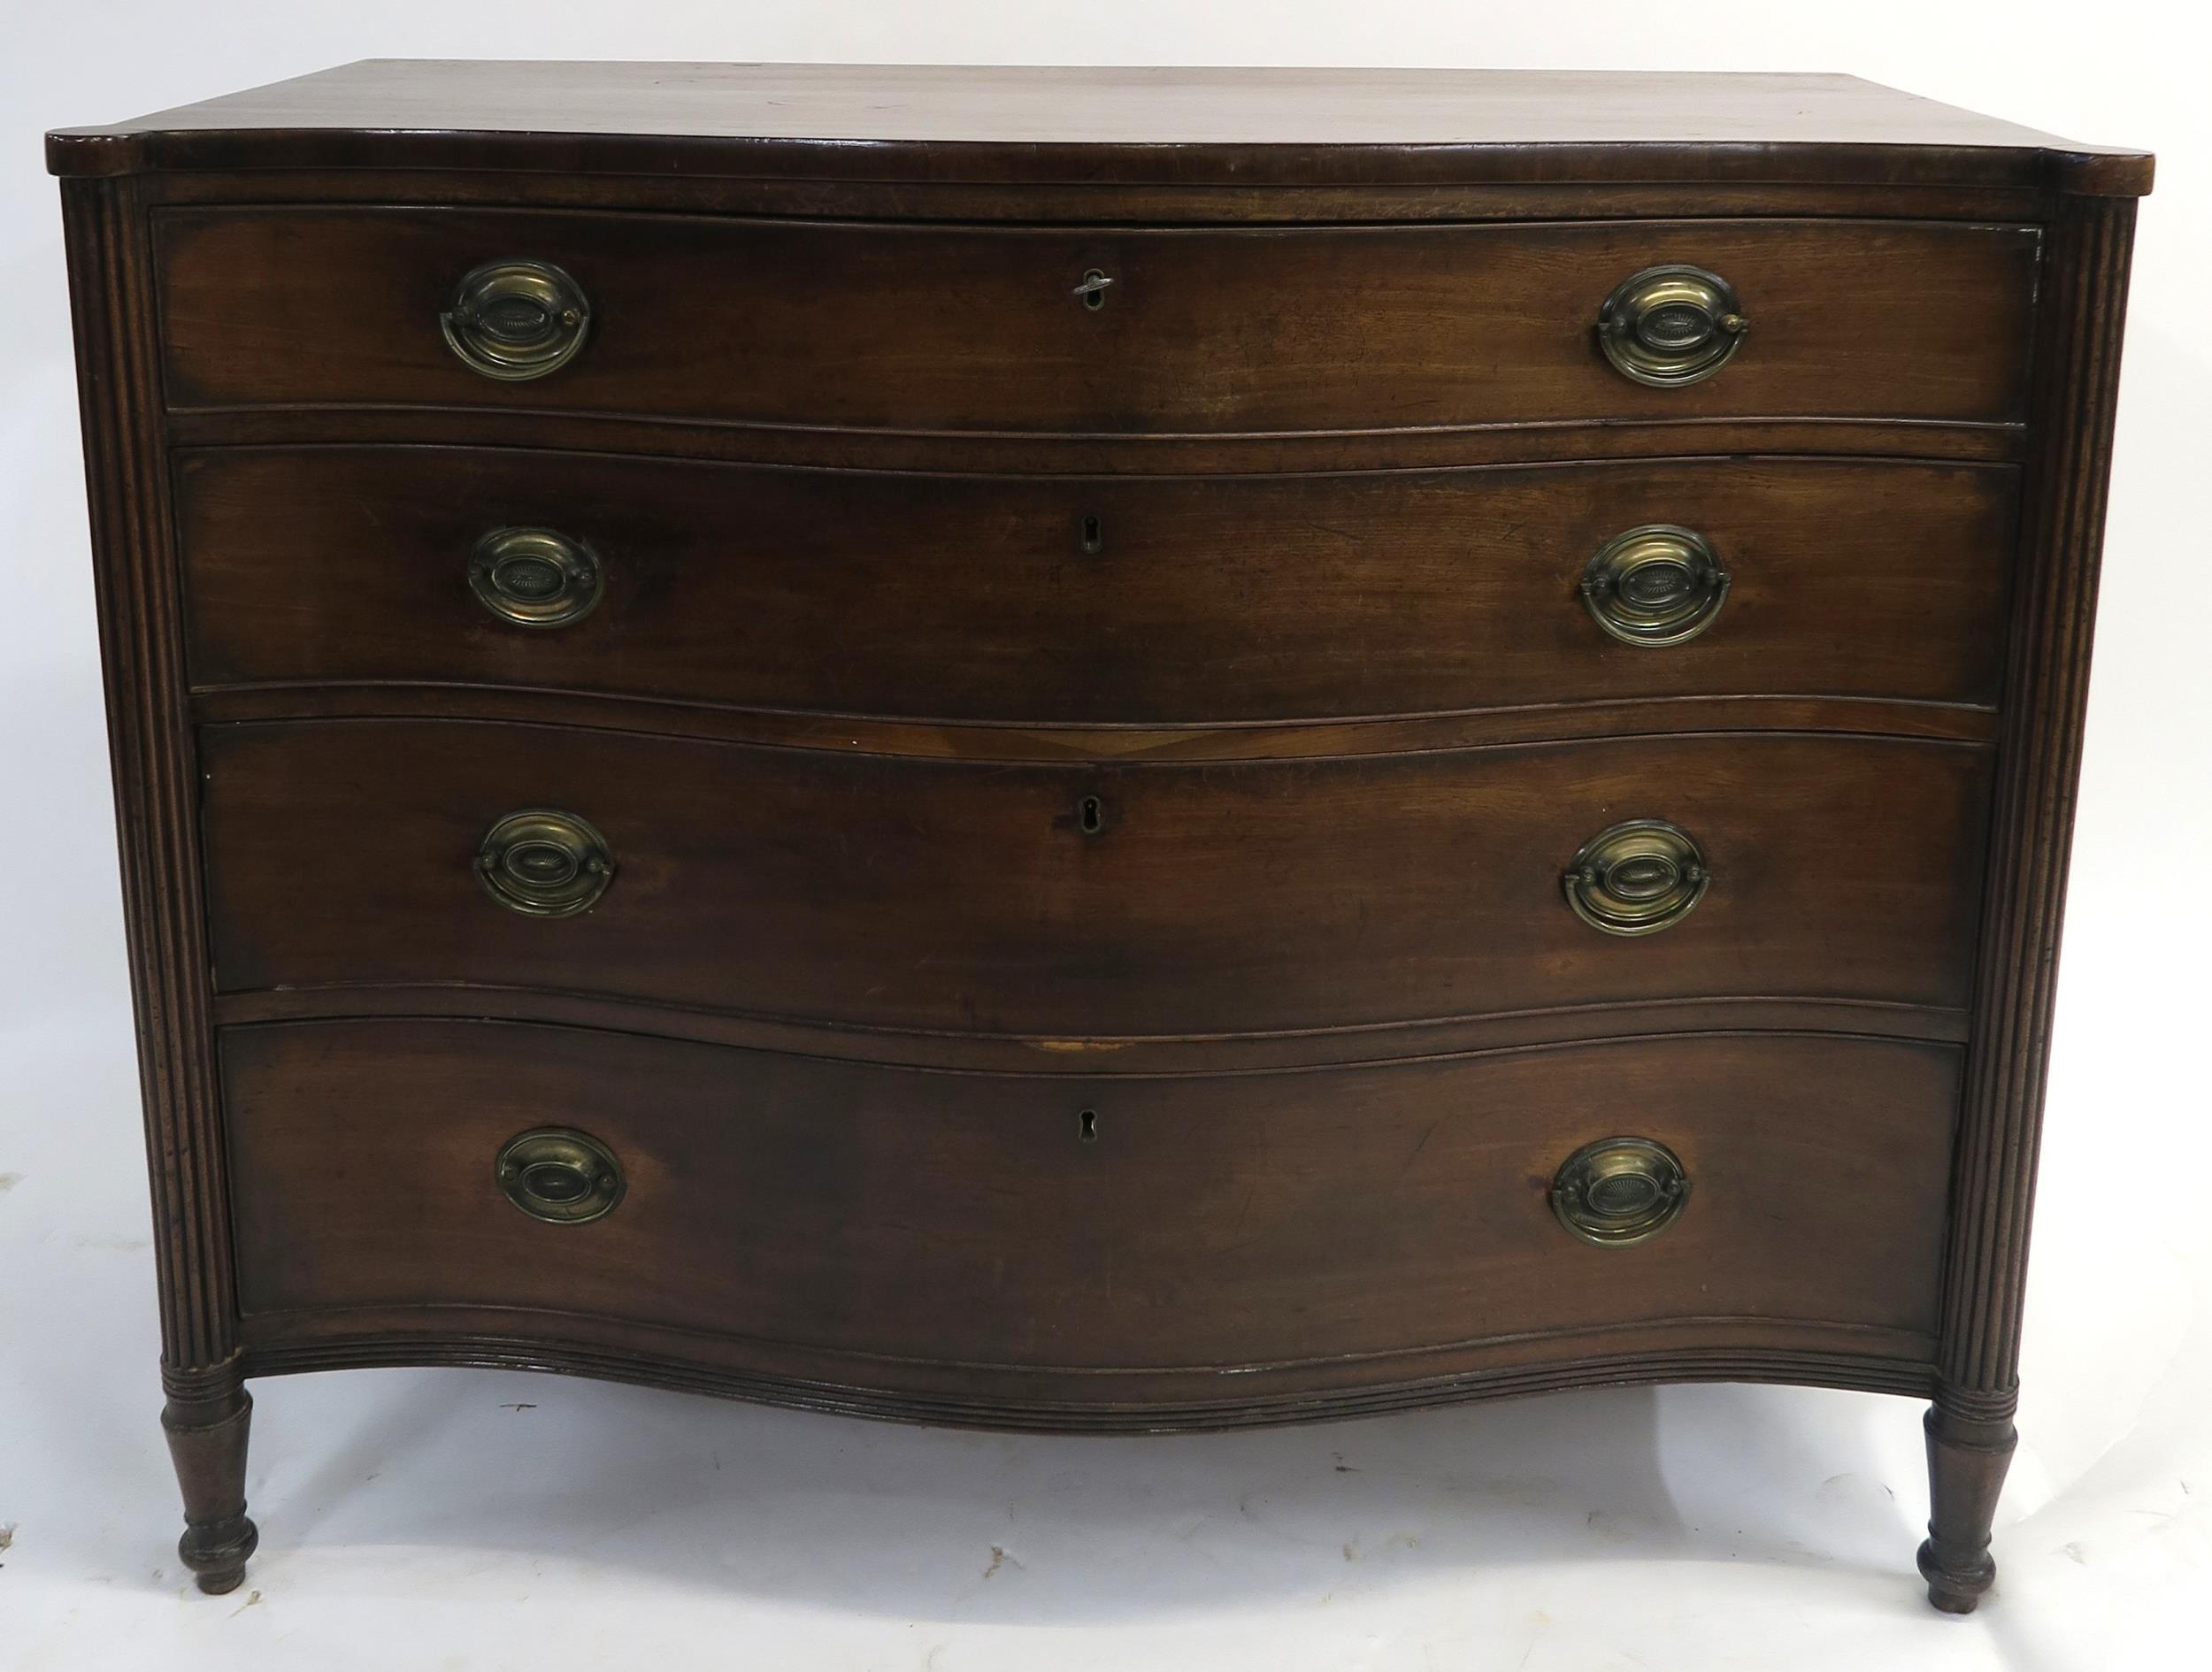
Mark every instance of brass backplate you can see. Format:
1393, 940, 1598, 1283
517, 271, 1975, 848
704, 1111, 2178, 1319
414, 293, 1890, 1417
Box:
495, 1128, 625, 1224
468, 526, 604, 628
1597, 265, 1747, 387
1550, 1136, 1690, 1246
476, 809, 615, 918
1563, 818, 1709, 937
441, 258, 591, 381
1580, 525, 1731, 647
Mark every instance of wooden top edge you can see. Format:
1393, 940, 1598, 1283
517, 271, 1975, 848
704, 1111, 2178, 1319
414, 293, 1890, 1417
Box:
45, 61, 2154, 196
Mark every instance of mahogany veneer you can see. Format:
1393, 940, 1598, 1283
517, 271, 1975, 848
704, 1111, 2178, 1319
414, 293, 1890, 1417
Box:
50, 61, 2147, 1610
175, 449, 2019, 721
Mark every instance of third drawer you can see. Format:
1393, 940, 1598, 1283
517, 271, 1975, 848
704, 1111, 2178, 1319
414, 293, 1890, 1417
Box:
200, 721, 1991, 1038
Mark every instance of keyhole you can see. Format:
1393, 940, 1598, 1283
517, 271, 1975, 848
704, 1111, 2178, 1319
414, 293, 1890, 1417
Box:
1078, 794, 1104, 835
1079, 1109, 1099, 1144
1079, 269, 1110, 310
1079, 512, 1104, 555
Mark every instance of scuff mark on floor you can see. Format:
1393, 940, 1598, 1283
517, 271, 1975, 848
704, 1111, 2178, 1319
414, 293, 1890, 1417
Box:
0, 1172, 23, 1195
228, 1588, 262, 1617
982, 1544, 1025, 1580
1343, 1532, 1419, 1562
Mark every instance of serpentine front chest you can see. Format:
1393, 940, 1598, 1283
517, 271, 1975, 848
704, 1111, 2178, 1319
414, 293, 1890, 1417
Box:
47, 61, 2148, 1609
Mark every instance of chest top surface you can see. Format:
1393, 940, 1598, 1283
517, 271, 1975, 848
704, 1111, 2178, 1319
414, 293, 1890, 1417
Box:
44, 60, 2151, 195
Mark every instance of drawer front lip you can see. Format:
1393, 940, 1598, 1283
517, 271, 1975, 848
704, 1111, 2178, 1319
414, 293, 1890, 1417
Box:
221, 1020, 1957, 1389
212, 984, 1972, 1076
155, 209, 2039, 432
198, 720, 1991, 1039
234, 1315, 1938, 1431
178, 449, 2018, 725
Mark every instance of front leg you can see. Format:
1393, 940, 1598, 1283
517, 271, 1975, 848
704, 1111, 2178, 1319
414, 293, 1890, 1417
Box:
1916, 1392, 2016, 1614
161, 1369, 259, 1595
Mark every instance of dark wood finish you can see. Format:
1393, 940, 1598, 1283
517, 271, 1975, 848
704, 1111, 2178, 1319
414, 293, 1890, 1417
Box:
160, 1380, 257, 1595
50, 64, 2146, 1608
197, 721, 1992, 1039
155, 211, 2039, 432
1920, 1404, 2016, 1612
58, 175, 256, 1594
188, 684, 2001, 759
48, 64, 2152, 195
221, 1018, 1956, 1393
177, 449, 2017, 724
240, 1323, 1937, 1431
162, 404, 2032, 474
138, 161, 2060, 227
1924, 192, 2140, 1613
210, 985, 1970, 1075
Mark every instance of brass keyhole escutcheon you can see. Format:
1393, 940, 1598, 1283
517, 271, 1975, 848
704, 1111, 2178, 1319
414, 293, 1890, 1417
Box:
495, 1128, 625, 1224
1073, 268, 1114, 310
476, 809, 616, 918
1579, 525, 1731, 647
1550, 1136, 1689, 1246
1563, 819, 1709, 936
1596, 265, 1747, 387
468, 527, 604, 628
441, 258, 592, 380
1077, 794, 1106, 835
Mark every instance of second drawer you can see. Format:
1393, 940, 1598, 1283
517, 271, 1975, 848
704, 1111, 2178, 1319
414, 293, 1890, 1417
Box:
177, 449, 2017, 724
199, 722, 1991, 1037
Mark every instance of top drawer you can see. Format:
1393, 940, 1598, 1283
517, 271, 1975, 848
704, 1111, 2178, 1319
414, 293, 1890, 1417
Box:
154, 211, 2039, 433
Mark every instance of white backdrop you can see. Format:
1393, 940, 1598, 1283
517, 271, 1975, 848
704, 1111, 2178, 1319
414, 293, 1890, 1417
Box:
3, 7, 2207, 1669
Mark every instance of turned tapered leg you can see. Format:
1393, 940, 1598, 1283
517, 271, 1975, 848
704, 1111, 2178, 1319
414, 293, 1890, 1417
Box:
1917, 1398, 2016, 1614
161, 1378, 258, 1595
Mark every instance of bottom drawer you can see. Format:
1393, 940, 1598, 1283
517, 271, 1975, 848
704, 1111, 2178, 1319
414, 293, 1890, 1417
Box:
222, 1021, 1956, 1408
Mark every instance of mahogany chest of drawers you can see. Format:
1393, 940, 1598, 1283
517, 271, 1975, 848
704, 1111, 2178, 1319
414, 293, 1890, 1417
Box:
48, 62, 2149, 1610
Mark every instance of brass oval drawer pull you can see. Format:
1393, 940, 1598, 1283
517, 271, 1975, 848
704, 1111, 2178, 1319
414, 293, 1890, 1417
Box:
1597, 265, 1747, 387
441, 258, 591, 380
1580, 525, 1731, 647
1550, 1136, 1689, 1246
476, 809, 615, 917
495, 1128, 625, 1223
468, 526, 604, 627
1563, 818, 1709, 936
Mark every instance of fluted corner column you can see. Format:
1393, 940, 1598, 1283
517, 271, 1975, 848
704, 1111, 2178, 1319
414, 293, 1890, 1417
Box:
62, 173, 259, 1597
1923, 190, 2139, 1614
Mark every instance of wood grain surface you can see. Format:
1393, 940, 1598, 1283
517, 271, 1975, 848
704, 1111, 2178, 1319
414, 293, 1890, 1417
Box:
176, 448, 2018, 724
155, 210, 2039, 431
221, 1019, 1958, 1381
197, 719, 1993, 1039
48, 63, 2152, 194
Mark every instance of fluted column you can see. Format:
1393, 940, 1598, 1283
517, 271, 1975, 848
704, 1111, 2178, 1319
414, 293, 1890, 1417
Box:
1923, 190, 2139, 1613
62, 173, 257, 1595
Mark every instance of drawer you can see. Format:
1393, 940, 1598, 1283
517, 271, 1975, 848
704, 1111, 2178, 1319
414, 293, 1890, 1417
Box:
178, 449, 2018, 722
156, 210, 2038, 431
199, 722, 1990, 1036
222, 1020, 1956, 1376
